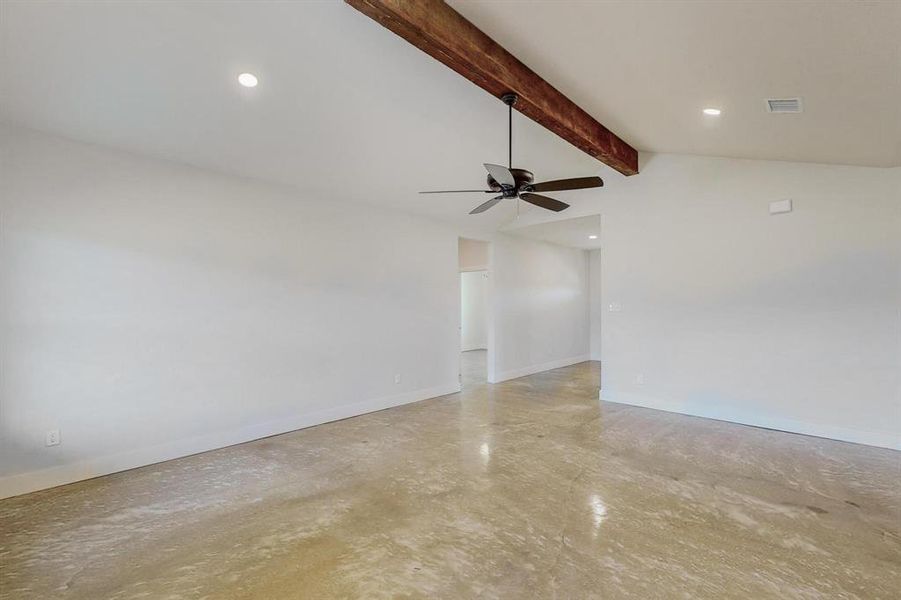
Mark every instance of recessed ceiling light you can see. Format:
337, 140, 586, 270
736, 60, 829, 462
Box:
588, 235, 598, 240
238, 73, 258, 88
703, 108, 721, 116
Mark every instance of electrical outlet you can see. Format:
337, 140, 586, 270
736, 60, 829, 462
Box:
45, 429, 60, 447
635, 374, 645, 386
394, 374, 402, 385
608, 302, 623, 312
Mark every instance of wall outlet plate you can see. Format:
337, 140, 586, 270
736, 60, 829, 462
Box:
394, 374, 402, 384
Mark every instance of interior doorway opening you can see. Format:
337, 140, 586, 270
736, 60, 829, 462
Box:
458, 238, 491, 387
501, 213, 603, 395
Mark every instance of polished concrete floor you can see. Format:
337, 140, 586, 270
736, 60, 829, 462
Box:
1, 361, 899, 599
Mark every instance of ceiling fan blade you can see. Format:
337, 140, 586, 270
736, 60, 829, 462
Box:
520, 193, 570, 212
469, 195, 504, 214
529, 176, 604, 193
419, 190, 494, 194
483, 163, 515, 188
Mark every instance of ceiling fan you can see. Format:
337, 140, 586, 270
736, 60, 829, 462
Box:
420, 93, 604, 214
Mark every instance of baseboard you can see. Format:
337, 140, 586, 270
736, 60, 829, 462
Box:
491, 354, 591, 384
602, 391, 900, 451
0, 382, 462, 500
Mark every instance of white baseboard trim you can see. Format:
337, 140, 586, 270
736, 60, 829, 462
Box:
0, 382, 462, 500
491, 354, 591, 384
601, 391, 900, 451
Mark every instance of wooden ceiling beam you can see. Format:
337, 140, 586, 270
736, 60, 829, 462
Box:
345, 0, 638, 176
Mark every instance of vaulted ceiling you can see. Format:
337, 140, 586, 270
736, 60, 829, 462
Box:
449, 0, 900, 169
2, 1, 898, 234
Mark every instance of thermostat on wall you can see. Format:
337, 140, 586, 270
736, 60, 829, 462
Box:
769, 199, 793, 215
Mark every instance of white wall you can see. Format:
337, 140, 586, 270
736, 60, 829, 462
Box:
0, 126, 462, 498
589, 249, 602, 362
460, 271, 488, 351
601, 154, 901, 449
491, 235, 590, 382
458, 238, 489, 271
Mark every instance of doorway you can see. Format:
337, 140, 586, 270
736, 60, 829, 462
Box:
461, 270, 488, 384
459, 238, 491, 387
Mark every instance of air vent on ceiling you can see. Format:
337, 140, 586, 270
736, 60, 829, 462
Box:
766, 98, 803, 113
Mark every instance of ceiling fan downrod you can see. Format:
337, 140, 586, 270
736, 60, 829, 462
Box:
501, 93, 517, 170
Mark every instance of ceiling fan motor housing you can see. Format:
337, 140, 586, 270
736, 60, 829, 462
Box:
487, 168, 533, 196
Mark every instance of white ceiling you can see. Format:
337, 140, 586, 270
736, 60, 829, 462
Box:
2, 1, 898, 235
0, 1, 607, 234
506, 215, 602, 250
450, 0, 900, 169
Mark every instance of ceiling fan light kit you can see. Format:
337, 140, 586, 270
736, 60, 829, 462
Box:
420, 93, 604, 215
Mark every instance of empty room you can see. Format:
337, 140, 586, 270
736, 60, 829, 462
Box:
1, 1, 899, 598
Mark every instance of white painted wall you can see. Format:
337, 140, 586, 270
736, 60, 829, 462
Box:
589, 249, 602, 362
600, 154, 901, 449
458, 238, 489, 271
491, 235, 590, 382
461, 271, 488, 351
0, 126, 462, 498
